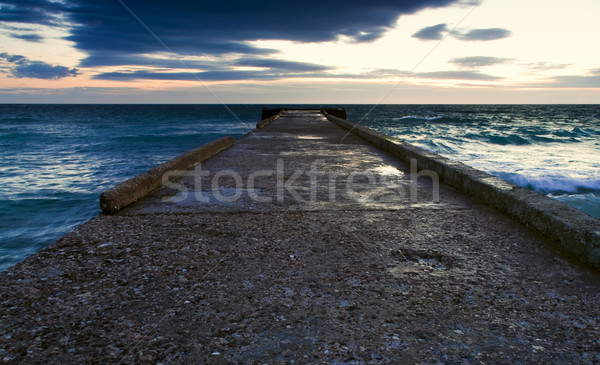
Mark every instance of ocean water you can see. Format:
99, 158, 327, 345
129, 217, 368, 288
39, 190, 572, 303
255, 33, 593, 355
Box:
0, 104, 259, 271
1, 104, 599, 271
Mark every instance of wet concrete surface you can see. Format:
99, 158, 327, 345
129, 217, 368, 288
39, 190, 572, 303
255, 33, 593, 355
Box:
124, 109, 459, 214
1, 110, 598, 363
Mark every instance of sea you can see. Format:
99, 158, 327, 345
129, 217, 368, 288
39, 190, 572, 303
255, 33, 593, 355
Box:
1, 104, 599, 271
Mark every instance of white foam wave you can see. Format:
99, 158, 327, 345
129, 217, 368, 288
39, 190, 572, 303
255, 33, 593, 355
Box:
493, 172, 600, 194
398, 115, 442, 121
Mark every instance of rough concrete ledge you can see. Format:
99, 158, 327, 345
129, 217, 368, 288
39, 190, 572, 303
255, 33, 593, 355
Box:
325, 113, 600, 268
321, 107, 346, 120
256, 109, 284, 129
100, 136, 234, 213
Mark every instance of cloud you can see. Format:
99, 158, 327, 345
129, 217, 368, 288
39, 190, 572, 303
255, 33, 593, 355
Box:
233, 58, 332, 72
0, 0, 66, 25
77, 54, 232, 71
12, 61, 78, 79
92, 71, 206, 82
455, 28, 511, 41
362, 69, 409, 78
93, 66, 435, 82
415, 70, 502, 81
412, 23, 448, 40
324, 68, 501, 81
450, 56, 513, 68
524, 62, 570, 71
0, 0, 460, 68
0, 53, 26, 63
0, 24, 34, 31
413, 23, 511, 42
0, 53, 78, 79
526, 69, 600, 88
0, 86, 140, 94
92, 69, 337, 82
9, 33, 43, 42
90, 57, 335, 81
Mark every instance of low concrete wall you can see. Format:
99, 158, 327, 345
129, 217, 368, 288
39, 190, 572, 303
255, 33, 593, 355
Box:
100, 136, 234, 213
257, 109, 284, 129
321, 107, 346, 120
325, 113, 600, 268
261, 107, 285, 121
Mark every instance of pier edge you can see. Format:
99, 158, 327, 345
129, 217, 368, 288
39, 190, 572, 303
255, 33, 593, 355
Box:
324, 112, 600, 268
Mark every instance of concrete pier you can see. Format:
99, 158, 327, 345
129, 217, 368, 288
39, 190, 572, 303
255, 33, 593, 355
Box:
1, 110, 598, 363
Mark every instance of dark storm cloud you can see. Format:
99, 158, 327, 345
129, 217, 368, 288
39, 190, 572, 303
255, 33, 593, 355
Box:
450, 56, 513, 68
0, 0, 66, 25
412, 23, 448, 40
0, 53, 78, 79
9, 33, 43, 42
413, 23, 511, 42
0, 24, 35, 32
0, 0, 460, 67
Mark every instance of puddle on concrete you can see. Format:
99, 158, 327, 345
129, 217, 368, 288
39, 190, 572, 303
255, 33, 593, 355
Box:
371, 165, 404, 176
417, 258, 447, 270
296, 135, 324, 140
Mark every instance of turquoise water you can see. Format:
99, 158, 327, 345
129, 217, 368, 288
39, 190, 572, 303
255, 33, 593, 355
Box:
1, 104, 599, 271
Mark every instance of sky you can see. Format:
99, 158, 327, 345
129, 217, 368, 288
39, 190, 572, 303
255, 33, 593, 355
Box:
0, 0, 598, 104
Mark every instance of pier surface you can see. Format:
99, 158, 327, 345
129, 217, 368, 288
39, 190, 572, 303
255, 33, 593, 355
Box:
1, 110, 599, 363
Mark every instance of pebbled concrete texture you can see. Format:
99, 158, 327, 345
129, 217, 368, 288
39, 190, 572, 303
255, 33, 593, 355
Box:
0, 110, 598, 363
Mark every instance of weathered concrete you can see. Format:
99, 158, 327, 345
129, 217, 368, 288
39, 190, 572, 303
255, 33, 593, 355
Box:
1, 110, 598, 364
124, 109, 448, 215
99, 136, 234, 213
325, 112, 600, 269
